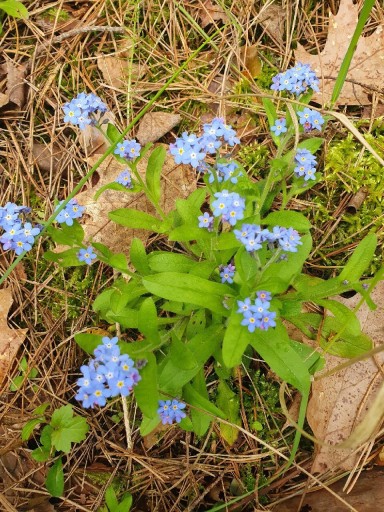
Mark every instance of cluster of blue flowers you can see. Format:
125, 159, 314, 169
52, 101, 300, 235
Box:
211, 190, 245, 226
237, 291, 276, 332
234, 224, 302, 253
294, 149, 318, 181
76, 336, 141, 408
219, 263, 235, 283
55, 199, 85, 226
62, 92, 108, 130
157, 399, 186, 425
114, 140, 141, 161
207, 161, 242, 184
298, 107, 324, 131
169, 117, 240, 169
0, 203, 40, 255
115, 169, 133, 188
271, 62, 319, 95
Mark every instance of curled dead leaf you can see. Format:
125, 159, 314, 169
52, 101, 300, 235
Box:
5, 60, 27, 109
239, 45, 262, 80
0, 289, 27, 390
97, 40, 146, 89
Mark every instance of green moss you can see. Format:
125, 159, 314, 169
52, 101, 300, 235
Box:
305, 132, 384, 273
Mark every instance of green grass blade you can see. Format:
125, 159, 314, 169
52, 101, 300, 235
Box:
330, 0, 376, 108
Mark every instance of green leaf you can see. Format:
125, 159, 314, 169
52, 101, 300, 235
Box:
134, 353, 159, 419
31, 446, 51, 462
297, 137, 324, 154
186, 309, 206, 338
261, 234, 312, 285
105, 486, 119, 511
106, 123, 122, 143
106, 307, 139, 328
223, 310, 253, 368
46, 221, 84, 246
158, 325, 223, 395
263, 211, 311, 231
184, 371, 212, 436
142, 272, 233, 315
234, 248, 259, 287
175, 188, 207, 223
184, 382, 226, 420
44, 248, 84, 267
0, 0, 28, 18
318, 299, 361, 337
250, 321, 310, 393
109, 208, 163, 231
21, 418, 45, 441
116, 494, 133, 512
50, 405, 89, 453
293, 276, 353, 301
74, 333, 103, 354
109, 253, 130, 273
217, 380, 240, 446
262, 98, 279, 146
168, 225, 212, 242
140, 414, 161, 436
9, 375, 23, 391
46, 457, 64, 497
146, 145, 166, 204
138, 298, 161, 343
148, 252, 196, 273
339, 233, 377, 282
130, 238, 151, 275
321, 317, 372, 358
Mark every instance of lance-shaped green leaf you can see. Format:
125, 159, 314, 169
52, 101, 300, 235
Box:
263, 210, 312, 231
142, 272, 234, 315
130, 238, 151, 275
223, 309, 253, 368
138, 297, 161, 343
217, 379, 241, 446
46, 457, 64, 497
109, 208, 163, 231
134, 353, 159, 419
146, 145, 166, 204
339, 233, 377, 282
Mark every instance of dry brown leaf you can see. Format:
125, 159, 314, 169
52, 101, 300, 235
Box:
73, 148, 196, 255
136, 112, 181, 145
0, 289, 27, 390
275, 468, 384, 512
258, 4, 285, 46
295, 0, 384, 105
0, 92, 9, 108
199, 0, 228, 28
5, 60, 27, 108
239, 45, 262, 79
97, 41, 146, 89
307, 283, 384, 473
32, 142, 64, 173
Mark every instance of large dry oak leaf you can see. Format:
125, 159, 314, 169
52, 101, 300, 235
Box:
307, 283, 384, 473
295, 0, 384, 105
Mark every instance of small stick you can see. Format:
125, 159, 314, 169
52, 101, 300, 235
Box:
121, 395, 132, 451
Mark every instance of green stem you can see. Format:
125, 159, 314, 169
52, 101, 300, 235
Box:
0, 27, 223, 286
